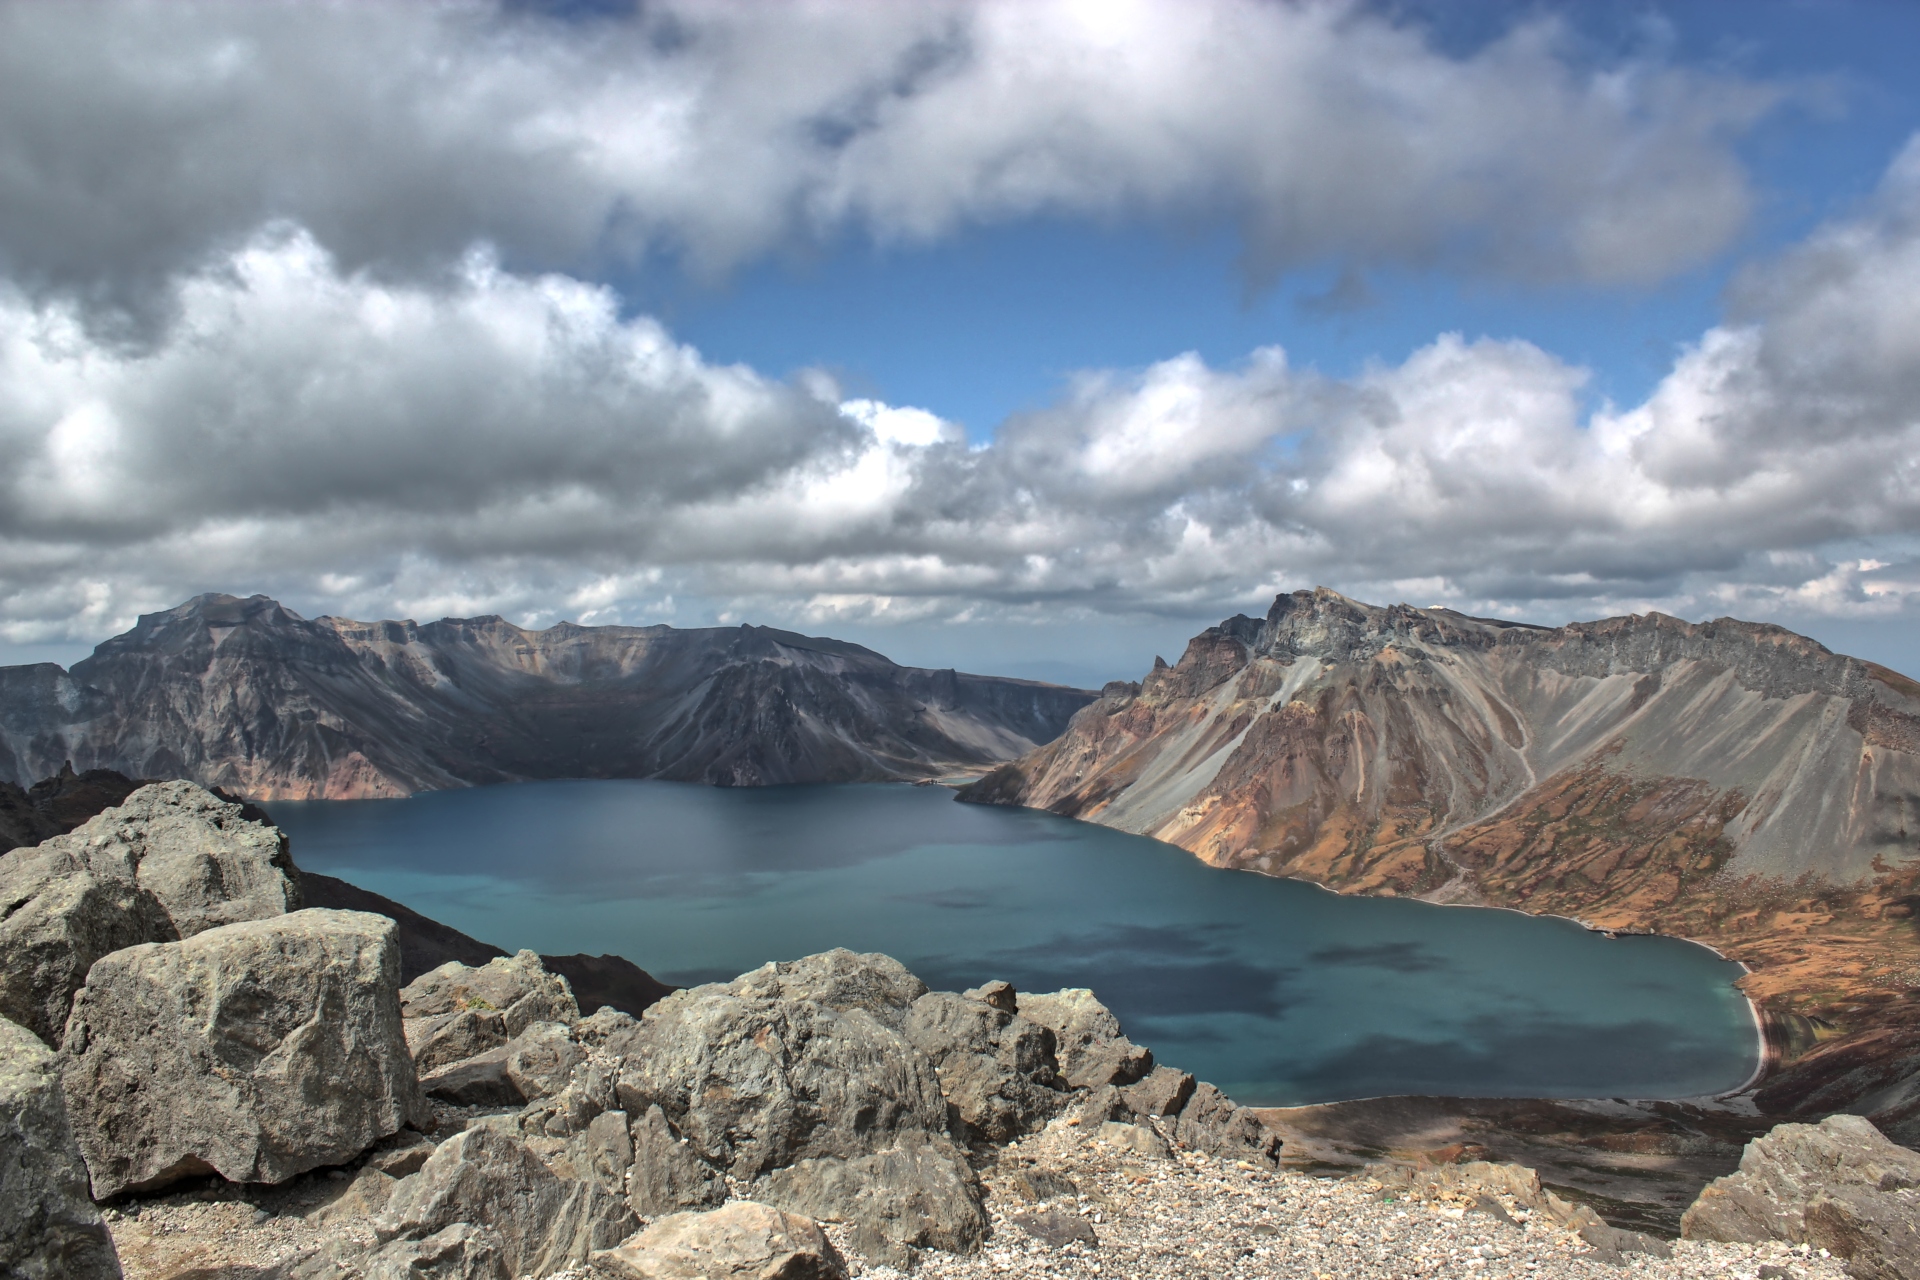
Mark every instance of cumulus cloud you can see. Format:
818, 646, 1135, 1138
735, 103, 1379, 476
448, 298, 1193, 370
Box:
6, 130, 1920, 651
0, 0, 1772, 319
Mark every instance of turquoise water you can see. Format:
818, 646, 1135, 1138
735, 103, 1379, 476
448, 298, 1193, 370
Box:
267, 779, 1758, 1107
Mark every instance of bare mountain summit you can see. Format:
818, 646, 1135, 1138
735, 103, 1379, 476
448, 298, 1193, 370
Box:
0, 594, 1095, 799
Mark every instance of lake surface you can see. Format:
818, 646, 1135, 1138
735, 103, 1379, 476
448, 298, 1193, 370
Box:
268, 779, 1759, 1107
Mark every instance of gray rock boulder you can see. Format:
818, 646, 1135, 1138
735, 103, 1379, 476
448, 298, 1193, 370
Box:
591, 1200, 847, 1280
0, 1016, 121, 1280
723, 949, 928, 1031
375, 1124, 636, 1277
401, 950, 579, 1038
904, 989, 1065, 1142
1172, 1082, 1282, 1167
405, 1006, 508, 1074
613, 961, 946, 1180
628, 1104, 726, 1218
52, 781, 299, 938
1121, 1065, 1195, 1118
61, 908, 421, 1198
0, 852, 171, 1047
0, 780, 298, 1049
507, 1021, 585, 1101
756, 1130, 988, 1268
419, 1046, 523, 1108
1016, 988, 1151, 1088
1682, 1115, 1920, 1280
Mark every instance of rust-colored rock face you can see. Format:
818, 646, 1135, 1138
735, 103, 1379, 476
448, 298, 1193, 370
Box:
0, 594, 1097, 799
969, 588, 1920, 899
964, 588, 1920, 1135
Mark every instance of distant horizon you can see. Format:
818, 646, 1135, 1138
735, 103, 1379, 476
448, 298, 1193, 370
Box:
9, 584, 1919, 694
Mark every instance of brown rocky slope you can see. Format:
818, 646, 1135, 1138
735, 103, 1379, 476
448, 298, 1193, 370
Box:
962, 588, 1920, 1140
0, 593, 1096, 799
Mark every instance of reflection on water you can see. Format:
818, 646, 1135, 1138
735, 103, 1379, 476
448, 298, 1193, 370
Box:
268, 779, 1757, 1107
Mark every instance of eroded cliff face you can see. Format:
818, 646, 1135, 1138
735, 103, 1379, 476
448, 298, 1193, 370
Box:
0, 594, 1096, 799
967, 588, 1920, 907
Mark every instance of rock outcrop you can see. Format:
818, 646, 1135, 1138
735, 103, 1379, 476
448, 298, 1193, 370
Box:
0, 780, 296, 1046
372, 1125, 635, 1278
0, 765, 142, 857
1682, 1115, 1920, 1279
0, 592, 1097, 798
591, 1200, 848, 1280
61, 908, 420, 1198
0, 1016, 120, 1280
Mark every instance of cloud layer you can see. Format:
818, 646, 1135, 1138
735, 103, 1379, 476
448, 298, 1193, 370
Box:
5, 130, 1920, 647
0, 0, 1770, 316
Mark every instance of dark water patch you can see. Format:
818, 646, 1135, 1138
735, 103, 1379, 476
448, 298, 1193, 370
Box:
1309, 942, 1451, 973
268, 779, 1758, 1107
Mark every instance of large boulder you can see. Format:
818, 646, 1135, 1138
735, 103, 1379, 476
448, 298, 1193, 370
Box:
0, 1016, 121, 1280
401, 950, 580, 1038
61, 908, 421, 1198
1682, 1115, 1920, 1280
904, 988, 1065, 1142
0, 781, 296, 1048
0, 852, 171, 1047
1016, 988, 1151, 1088
592, 1200, 847, 1280
373, 1124, 635, 1278
613, 954, 947, 1180
756, 1130, 988, 1268
50, 781, 299, 938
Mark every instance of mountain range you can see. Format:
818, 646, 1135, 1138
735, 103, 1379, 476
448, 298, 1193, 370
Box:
0, 594, 1096, 799
963, 587, 1920, 1132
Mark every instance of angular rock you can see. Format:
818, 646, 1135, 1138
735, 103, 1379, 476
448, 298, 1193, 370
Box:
520, 1057, 618, 1140
723, 949, 928, 1031
1016, 989, 1151, 1088
365, 1222, 508, 1280
1580, 1222, 1673, 1260
400, 950, 579, 1037
1012, 1208, 1097, 1248
1682, 1114, 1920, 1277
1171, 1082, 1282, 1166
575, 1006, 642, 1052
756, 1130, 988, 1267
904, 990, 1065, 1142
366, 1130, 437, 1179
0, 852, 171, 1046
310, 1166, 399, 1225
613, 963, 946, 1180
1095, 1120, 1170, 1160
506, 1020, 585, 1102
0, 1016, 121, 1280
1120, 1065, 1194, 1119
592, 1200, 847, 1280
61, 908, 421, 1198
580, 1109, 634, 1199
629, 1104, 726, 1218
0, 780, 297, 1048
375, 1125, 635, 1277
404, 1006, 508, 1074
419, 1047, 523, 1108
963, 980, 1017, 1013
50, 781, 299, 939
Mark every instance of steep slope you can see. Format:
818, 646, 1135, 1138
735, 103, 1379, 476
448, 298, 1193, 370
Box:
965, 588, 1920, 904
963, 589, 1920, 1125
0, 594, 1095, 799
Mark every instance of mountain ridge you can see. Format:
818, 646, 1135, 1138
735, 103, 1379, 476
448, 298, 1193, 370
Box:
0, 593, 1097, 799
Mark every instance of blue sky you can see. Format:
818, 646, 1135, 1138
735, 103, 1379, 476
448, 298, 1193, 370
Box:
2, 0, 1920, 686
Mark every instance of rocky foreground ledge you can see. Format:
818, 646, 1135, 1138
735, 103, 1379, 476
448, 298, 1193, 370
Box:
2, 782, 1918, 1280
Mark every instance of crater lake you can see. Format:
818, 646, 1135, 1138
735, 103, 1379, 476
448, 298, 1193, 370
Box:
267, 778, 1759, 1107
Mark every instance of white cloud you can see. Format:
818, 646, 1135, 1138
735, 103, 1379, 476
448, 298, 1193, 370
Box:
0, 0, 1773, 319
7, 89, 1920, 653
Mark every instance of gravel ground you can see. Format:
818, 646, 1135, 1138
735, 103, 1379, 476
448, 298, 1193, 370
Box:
104, 1109, 1850, 1280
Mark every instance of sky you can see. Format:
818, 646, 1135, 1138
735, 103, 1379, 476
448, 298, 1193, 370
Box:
3, 0, 1920, 688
